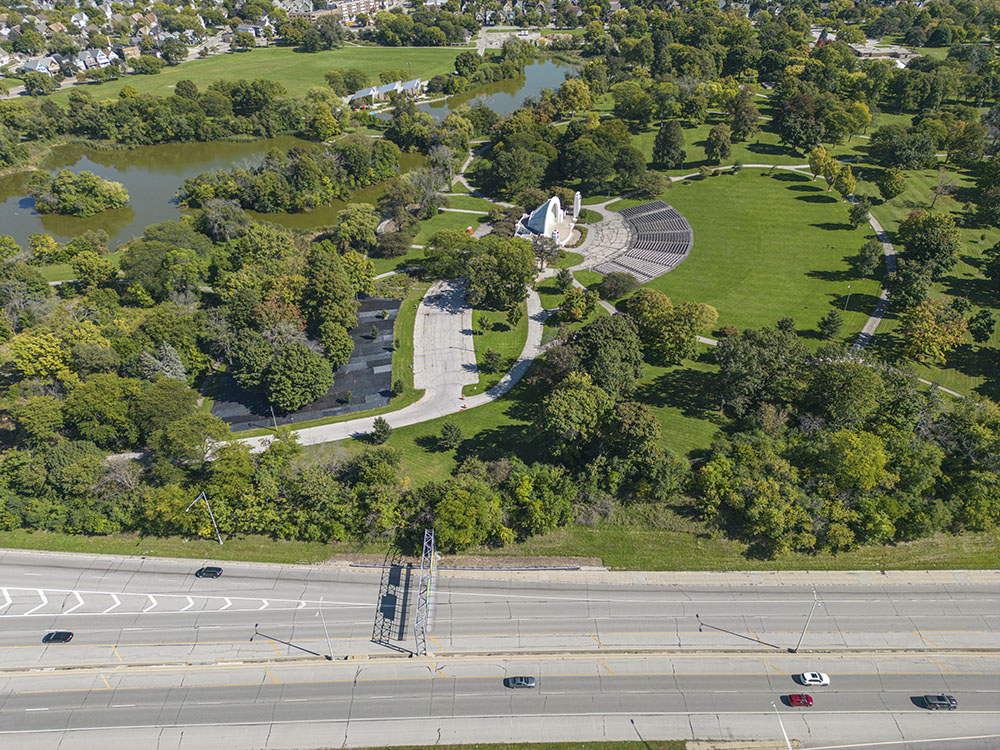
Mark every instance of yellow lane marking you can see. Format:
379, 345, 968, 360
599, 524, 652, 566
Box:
762, 660, 785, 674
112, 647, 122, 663
100, 674, 111, 689
265, 669, 280, 684
19, 669, 998, 695
430, 637, 447, 652
432, 665, 447, 677
591, 635, 604, 648
929, 657, 956, 674
597, 660, 614, 675
271, 641, 282, 657
913, 631, 939, 646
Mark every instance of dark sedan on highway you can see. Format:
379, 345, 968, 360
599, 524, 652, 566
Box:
42, 631, 74, 644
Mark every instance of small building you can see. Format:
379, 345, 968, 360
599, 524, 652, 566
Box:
515, 193, 580, 247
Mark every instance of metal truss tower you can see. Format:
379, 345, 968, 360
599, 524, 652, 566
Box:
414, 529, 437, 656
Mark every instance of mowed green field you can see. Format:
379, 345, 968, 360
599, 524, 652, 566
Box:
614, 169, 881, 341
49, 46, 461, 102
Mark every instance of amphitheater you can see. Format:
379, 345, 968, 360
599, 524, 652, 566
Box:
587, 200, 694, 283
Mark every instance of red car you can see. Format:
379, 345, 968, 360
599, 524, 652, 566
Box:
788, 694, 813, 707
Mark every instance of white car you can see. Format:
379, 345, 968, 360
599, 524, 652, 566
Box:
800, 672, 830, 686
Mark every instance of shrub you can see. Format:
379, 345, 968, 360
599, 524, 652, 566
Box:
599, 271, 639, 300
370, 416, 391, 444
482, 348, 504, 373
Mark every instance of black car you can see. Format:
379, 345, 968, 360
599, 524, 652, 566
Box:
42, 631, 74, 644
503, 676, 537, 689
923, 694, 958, 710
195, 566, 223, 578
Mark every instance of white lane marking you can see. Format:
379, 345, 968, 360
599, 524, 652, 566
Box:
111, 705, 136, 708
22, 573, 41, 576
24, 590, 48, 616
258, 600, 269, 610
181, 597, 194, 612
24, 708, 48, 712
142, 595, 157, 613
284, 698, 307, 702
297, 601, 306, 609
0, 588, 10, 611
103, 594, 120, 614
220, 598, 231, 611
63, 591, 85, 615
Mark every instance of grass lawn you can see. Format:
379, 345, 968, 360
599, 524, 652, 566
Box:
412, 209, 489, 244
444, 194, 495, 211
48, 46, 461, 102
611, 169, 882, 342
463, 302, 529, 396
236, 282, 429, 439
550, 251, 583, 269
369, 246, 425, 276
855, 164, 1000, 400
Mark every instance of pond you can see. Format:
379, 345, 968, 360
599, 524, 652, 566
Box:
0, 138, 425, 248
419, 57, 572, 120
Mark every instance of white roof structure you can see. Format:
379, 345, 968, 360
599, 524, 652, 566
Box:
524, 196, 565, 236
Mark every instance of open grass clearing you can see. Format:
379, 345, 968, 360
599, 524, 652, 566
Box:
47, 47, 461, 102
369, 246, 425, 277
611, 169, 880, 342
445, 194, 495, 211
412, 209, 488, 244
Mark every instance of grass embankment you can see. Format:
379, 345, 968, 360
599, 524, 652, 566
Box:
235, 281, 429, 439
463, 302, 529, 397
48, 46, 462, 101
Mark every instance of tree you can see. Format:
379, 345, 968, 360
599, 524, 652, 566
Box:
807, 146, 833, 182
652, 120, 686, 169
714, 326, 809, 416
897, 210, 962, 278
232, 31, 255, 51
832, 164, 856, 199
898, 299, 968, 363
10, 396, 63, 446
537, 371, 614, 458
570, 315, 644, 400
21, 72, 57, 97
704, 123, 732, 164
439, 422, 463, 449
63, 374, 141, 449
331, 203, 379, 253
160, 38, 188, 65
482, 348, 504, 373
818, 309, 843, 339
465, 237, 535, 311
263, 342, 335, 412
855, 239, 883, 278
877, 167, 906, 202
928, 171, 956, 209
71, 251, 116, 288
432, 477, 502, 552
729, 89, 760, 141
556, 77, 592, 116
370, 416, 391, 444
968, 310, 995, 344
151, 413, 230, 469
848, 196, 872, 228
9, 330, 69, 379
599, 272, 639, 300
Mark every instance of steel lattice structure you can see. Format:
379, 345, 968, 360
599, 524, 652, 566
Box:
414, 529, 437, 656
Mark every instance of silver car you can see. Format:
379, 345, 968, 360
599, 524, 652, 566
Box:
504, 676, 537, 689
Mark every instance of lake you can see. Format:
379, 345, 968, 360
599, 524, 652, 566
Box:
0, 57, 570, 248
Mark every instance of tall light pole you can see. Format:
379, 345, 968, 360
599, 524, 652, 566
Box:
771, 701, 793, 750
317, 596, 333, 660
790, 588, 822, 653
844, 284, 852, 312
185, 491, 223, 545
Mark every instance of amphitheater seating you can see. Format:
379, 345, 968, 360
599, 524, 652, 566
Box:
593, 201, 694, 282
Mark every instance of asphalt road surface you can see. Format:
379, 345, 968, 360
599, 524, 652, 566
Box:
2, 550, 999, 749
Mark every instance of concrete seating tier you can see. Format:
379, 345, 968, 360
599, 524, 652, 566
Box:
589, 201, 694, 283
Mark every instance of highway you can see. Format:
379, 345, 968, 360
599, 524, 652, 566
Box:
1, 550, 999, 749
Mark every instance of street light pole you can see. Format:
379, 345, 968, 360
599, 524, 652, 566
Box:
771, 701, 793, 750
844, 284, 852, 312
790, 588, 822, 653
317, 596, 333, 660
185, 491, 223, 545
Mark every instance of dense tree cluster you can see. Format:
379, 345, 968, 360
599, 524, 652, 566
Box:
27, 170, 129, 217
696, 326, 1000, 557
176, 136, 400, 212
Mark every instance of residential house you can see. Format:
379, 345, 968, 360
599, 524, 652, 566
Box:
46, 21, 66, 33
20, 55, 60, 74
0, 48, 11, 67
70, 11, 89, 28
